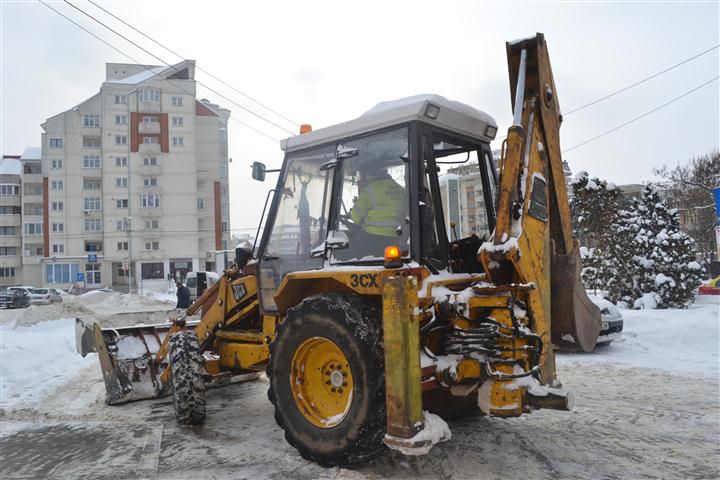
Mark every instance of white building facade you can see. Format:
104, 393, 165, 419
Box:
38, 60, 230, 291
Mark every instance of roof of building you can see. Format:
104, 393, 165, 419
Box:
281, 94, 498, 153
0, 158, 22, 176
104, 60, 194, 85
20, 147, 41, 160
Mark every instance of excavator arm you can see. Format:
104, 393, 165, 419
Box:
481, 33, 601, 353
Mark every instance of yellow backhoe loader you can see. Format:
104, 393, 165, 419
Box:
76, 33, 601, 466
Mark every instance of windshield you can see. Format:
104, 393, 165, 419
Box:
331, 127, 410, 262
32, 289, 48, 294
260, 145, 335, 310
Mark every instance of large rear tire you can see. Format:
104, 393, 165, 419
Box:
267, 294, 386, 467
169, 331, 206, 425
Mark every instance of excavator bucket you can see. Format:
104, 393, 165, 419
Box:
75, 318, 189, 404
550, 240, 602, 352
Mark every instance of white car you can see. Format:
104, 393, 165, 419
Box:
588, 295, 624, 346
30, 288, 63, 305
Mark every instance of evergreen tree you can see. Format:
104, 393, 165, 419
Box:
607, 184, 703, 308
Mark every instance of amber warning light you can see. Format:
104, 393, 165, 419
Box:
384, 245, 402, 268
300, 124, 312, 134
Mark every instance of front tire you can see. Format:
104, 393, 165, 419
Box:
267, 294, 386, 467
169, 331, 206, 425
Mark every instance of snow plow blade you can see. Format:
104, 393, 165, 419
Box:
75, 318, 195, 404
550, 241, 602, 352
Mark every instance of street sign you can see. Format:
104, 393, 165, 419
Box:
716, 225, 720, 260
77, 272, 85, 281
88, 253, 97, 263
714, 187, 720, 224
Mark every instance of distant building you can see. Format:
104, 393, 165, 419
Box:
0, 154, 22, 286
36, 60, 231, 291
439, 163, 492, 240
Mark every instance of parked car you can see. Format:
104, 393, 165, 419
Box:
698, 275, 720, 295
30, 288, 63, 305
185, 271, 219, 301
7, 285, 34, 296
0, 288, 31, 309
588, 295, 624, 347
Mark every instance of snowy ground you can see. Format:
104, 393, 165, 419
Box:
0, 294, 718, 479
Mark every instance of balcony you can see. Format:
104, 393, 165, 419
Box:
138, 122, 160, 134
138, 164, 162, 174
139, 143, 161, 154
138, 101, 161, 113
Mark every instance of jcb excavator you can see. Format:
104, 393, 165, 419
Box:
76, 33, 600, 466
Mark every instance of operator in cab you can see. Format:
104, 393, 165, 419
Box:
349, 163, 405, 257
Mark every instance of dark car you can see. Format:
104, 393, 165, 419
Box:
0, 288, 31, 309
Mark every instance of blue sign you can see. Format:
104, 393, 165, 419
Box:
714, 187, 720, 224
77, 272, 85, 281
88, 253, 97, 263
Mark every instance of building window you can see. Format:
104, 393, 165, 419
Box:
145, 219, 159, 229
141, 194, 160, 208
0, 267, 16, 278
116, 199, 128, 208
172, 116, 183, 126
118, 242, 129, 251
139, 88, 160, 103
197, 198, 205, 210
0, 206, 22, 215
0, 247, 17, 256
115, 156, 128, 166
50, 138, 63, 148
52, 223, 64, 232
143, 136, 159, 145
0, 226, 16, 235
143, 157, 158, 166
52, 244, 64, 254
51, 159, 63, 169
172, 96, 183, 107
83, 155, 101, 168
51, 180, 63, 190
116, 177, 128, 188
143, 177, 157, 187
86, 263, 101, 284
85, 241, 102, 252
221, 221, 229, 232
46, 263, 79, 284
116, 219, 129, 230
24, 203, 43, 215
52, 201, 64, 211
83, 115, 100, 127
24, 223, 43, 235
115, 135, 128, 145
115, 114, 128, 125
83, 136, 101, 148
23, 183, 42, 195
83, 178, 101, 190
84, 218, 102, 232
145, 241, 160, 251
172, 136, 184, 146
84, 197, 101, 210
114, 94, 127, 104
0, 184, 20, 195
142, 116, 158, 123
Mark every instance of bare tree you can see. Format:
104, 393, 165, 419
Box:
654, 150, 719, 256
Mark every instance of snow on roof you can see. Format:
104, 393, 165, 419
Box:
105, 65, 170, 85
20, 147, 41, 160
282, 94, 498, 153
0, 158, 22, 176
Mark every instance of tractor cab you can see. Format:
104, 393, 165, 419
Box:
253, 95, 499, 311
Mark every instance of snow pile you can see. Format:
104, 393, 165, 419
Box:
384, 411, 451, 456
560, 295, 719, 376
0, 302, 93, 327
0, 318, 96, 411
66, 290, 174, 309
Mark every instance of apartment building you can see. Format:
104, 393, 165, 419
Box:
0, 155, 23, 287
39, 60, 230, 291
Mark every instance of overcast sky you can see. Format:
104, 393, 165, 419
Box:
1, 0, 718, 233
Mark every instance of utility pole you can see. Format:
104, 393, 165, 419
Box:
127, 216, 133, 294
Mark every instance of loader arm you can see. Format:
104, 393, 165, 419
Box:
480, 33, 601, 354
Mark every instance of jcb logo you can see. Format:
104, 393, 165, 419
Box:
350, 273, 378, 288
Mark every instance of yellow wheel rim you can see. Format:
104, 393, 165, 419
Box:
290, 336, 354, 428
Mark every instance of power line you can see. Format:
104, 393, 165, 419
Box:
86, 0, 299, 129
62, 0, 296, 137
563, 75, 719, 154
38, 0, 280, 143
563, 44, 720, 116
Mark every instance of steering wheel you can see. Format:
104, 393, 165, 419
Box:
338, 213, 361, 236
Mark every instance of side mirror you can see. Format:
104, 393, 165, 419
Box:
235, 246, 252, 268
251, 162, 266, 182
